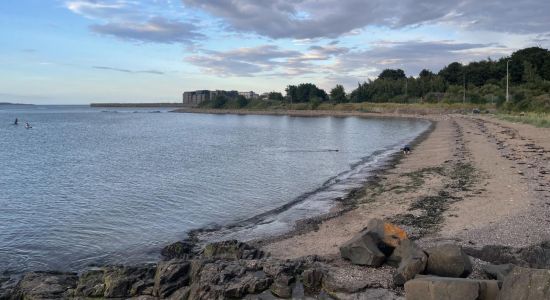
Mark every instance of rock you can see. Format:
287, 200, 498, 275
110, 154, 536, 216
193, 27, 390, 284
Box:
339, 232, 386, 266
270, 274, 294, 299
301, 268, 324, 293
0, 276, 19, 300
153, 260, 191, 298
425, 244, 472, 277
390, 240, 428, 286
15, 271, 78, 300
167, 286, 190, 300
332, 288, 404, 300
404, 277, 499, 300
103, 264, 156, 298
203, 240, 265, 260
482, 264, 514, 283
224, 273, 272, 298
161, 240, 195, 260
464, 241, 550, 269
75, 269, 105, 297
365, 218, 408, 250
262, 259, 298, 278
498, 266, 550, 300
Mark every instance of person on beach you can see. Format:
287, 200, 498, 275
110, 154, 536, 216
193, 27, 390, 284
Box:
25, 122, 31, 129
402, 144, 411, 155
14, 118, 18, 125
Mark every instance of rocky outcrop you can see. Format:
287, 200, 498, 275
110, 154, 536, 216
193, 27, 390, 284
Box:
102, 265, 156, 298
153, 260, 191, 298
14, 271, 78, 300
75, 269, 105, 297
202, 240, 265, 260
161, 240, 196, 260
498, 266, 550, 300
405, 277, 499, 300
425, 244, 472, 278
389, 239, 428, 286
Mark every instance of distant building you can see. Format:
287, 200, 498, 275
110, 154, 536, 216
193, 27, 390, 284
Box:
238, 91, 259, 99
183, 90, 254, 105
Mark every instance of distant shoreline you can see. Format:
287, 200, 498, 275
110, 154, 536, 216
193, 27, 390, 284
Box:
90, 103, 186, 108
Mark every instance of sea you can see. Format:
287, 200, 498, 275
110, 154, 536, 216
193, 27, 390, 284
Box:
0, 105, 430, 273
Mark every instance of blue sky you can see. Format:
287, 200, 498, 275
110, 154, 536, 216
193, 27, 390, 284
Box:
1, 0, 549, 104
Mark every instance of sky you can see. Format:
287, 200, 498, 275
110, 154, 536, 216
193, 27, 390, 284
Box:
1, 0, 549, 104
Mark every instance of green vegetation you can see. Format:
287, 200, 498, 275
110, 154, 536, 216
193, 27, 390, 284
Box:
198, 47, 550, 114
497, 112, 550, 128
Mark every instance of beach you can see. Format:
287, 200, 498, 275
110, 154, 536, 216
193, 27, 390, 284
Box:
2, 111, 550, 299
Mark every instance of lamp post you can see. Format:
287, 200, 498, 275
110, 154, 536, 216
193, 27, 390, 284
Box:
506, 59, 510, 103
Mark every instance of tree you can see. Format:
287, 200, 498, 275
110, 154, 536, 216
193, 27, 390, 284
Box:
419, 69, 435, 79
378, 69, 406, 80
438, 62, 463, 85
211, 95, 228, 108
236, 95, 249, 108
267, 92, 284, 101
330, 85, 347, 103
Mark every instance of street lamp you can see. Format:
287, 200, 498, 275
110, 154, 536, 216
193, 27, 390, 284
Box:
506, 59, 510, 103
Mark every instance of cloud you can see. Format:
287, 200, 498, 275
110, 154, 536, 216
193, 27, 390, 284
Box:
331, 40, 511, 78
183, 0, 550, 39
93, 66, 165, 75
185, 44, 347, 76
65, 0, 202, 44
91, 17, 204, 44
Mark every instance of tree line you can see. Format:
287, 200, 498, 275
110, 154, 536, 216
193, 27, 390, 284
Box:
201, 47, 550, 112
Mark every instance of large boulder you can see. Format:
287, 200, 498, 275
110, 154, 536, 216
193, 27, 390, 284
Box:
202, 240, 265, 260
482, 264, 514, 284
425, 244, 472, 278
365, 218, 408, 250
404, 277, 499, 300
389, 239, 428, 286
339, 232, 386, 266
153, 260, 191, 298
15, 271, 78, 299
498, 266, 550, 300
465, 241, 550, 269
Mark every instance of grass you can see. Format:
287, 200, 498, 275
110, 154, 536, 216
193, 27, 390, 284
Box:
497, 112, 550, 128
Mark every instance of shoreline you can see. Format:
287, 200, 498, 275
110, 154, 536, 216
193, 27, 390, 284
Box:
3, 111, 550, 299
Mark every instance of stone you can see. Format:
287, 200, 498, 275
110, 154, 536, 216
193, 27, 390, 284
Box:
339, 232, 386, 266
301, 268, 324, 293
425, 244, 472, 277
332, 288, 404, 300
203, 240, 265, 260
365, 218, 408, 250
482, 264, 514, 283
75, 269, 105, 297
498, 266, 550, 300
161, 240, 195, 260
103, 264, 156, 298
167, 286, 190, 300
270, 274, 294, 299
153, 260, 191, 298
404, 277, 499, 300
464, 241, 550, 269
390, 240, 428, 286
16, 271, 78, 300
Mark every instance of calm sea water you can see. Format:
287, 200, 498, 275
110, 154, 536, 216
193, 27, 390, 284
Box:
0, 105, 430, 273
